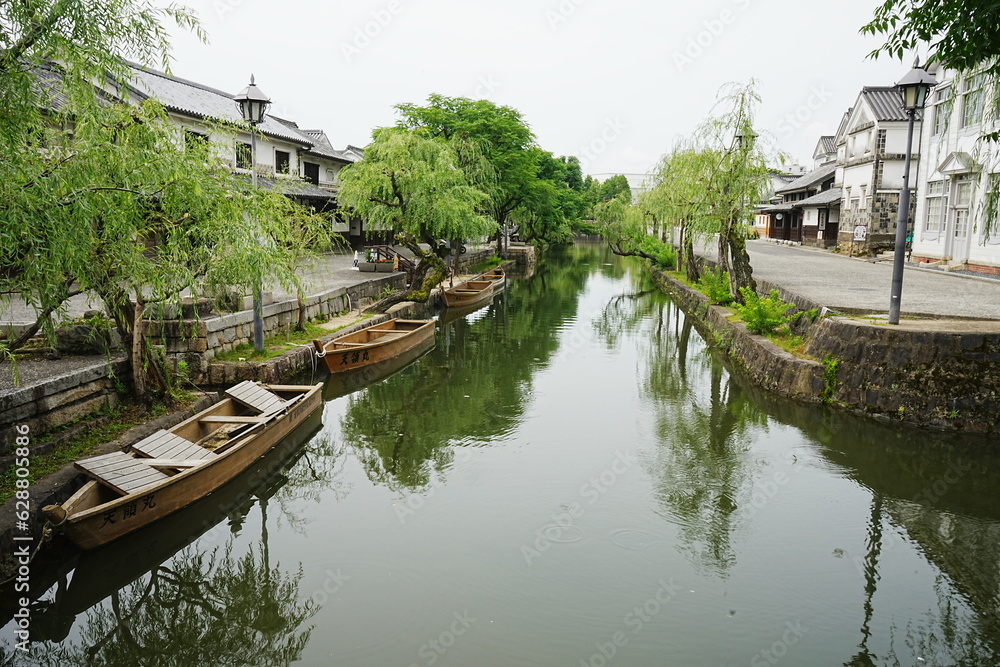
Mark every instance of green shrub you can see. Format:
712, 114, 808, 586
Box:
737, 287, 795, 334
699, 269, 733, 305
639, 237, 677, 269
821, 355, 840, 402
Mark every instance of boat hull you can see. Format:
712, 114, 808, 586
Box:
443, 279, 494, 309
53, 384, 323, 550
314, 319, 436, 374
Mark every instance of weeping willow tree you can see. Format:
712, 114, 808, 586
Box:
337, 127, 496, 311
643, 144, 722, 283
0, 2, 333, 402
694, 81, 776, 303
595, 84, 776, 296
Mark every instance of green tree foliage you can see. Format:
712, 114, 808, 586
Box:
862, 1, 999, 75
0, 4, 332, 401
512, 149, 586, 246
337, 127, 494, 309
368, 94, 589, 247
597, 174, 632, 203
395, 94, 538, 244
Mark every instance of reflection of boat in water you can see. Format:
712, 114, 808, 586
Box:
323, 333, 436, 400
42, 382, 323, 550
313, 319, 436, 374
25, 408, 324, 642
439, 295, 495, 325
442, 279, 493, 309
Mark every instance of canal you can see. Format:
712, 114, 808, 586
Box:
3, 242, 999, 665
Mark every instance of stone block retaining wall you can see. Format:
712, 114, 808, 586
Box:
0, 358, 129, 454
148, 274, 406, 384
650, 267, 999, 434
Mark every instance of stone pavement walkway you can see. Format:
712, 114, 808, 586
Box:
698, 240, 1000, 321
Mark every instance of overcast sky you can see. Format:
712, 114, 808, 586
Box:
163, 0, 916, 177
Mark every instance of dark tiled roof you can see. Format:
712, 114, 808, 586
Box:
239, 174, 336, 199
797, 188, 842, 207
775, 163, 837, 194
820, 136, 836, 154
31, 64, 71, 113
122, 63, 315, 145
760, 202, 797, 212
861, 86, 924, 122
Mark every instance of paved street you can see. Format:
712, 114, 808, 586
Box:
698, 240, 1000, 320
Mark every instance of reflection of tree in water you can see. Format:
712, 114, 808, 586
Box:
4, 424, 331, 666
270, 432, 352, 536
21, 540, 316, 666
733, 360, 1000, 665
341, 244, 599, 492
624, 294, 767, 578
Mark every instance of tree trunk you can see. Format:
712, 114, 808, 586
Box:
717, 227, 731, 278
364, 244, 447, 313
727, 223, 756, 304
296, 297, 307, 332
105, 290, 169, 405
685, 231, 700, 284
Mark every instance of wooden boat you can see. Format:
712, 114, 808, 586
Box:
41, 381, 323, 550
313, 318, 435, 374
323, 333, 435, 400
27, 410, 324, 636
442, 279, 494, 309
481, 266, 506, 291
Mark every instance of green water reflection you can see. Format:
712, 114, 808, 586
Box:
4, 242, 999, 666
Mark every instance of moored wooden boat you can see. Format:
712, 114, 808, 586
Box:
313, 318, 436, 374
42, 381, 323, 550
481, 266, 506, 291
323, 332, 435, 400
443, 279, 494, 309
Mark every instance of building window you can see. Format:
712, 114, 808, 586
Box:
952, 178, 972, 237
236, 141, 252, 170
303, 161, 320, 185
932, 88, 950, 135
924, 181, 947, 233
275, 150, 290, 174
961, 75, 985, 128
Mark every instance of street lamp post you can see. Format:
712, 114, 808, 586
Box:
234, 75, 272, 351
888, 62, 937, 325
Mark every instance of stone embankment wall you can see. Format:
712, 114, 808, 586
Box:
650, 268, 999, 434
806, 318, 1000, 431
206, 300, 433, 386
148, 274, 405, 384
649, 272, 828, 403
0, 358, 130, 454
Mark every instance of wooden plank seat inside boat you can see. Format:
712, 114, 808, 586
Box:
225, 380, 287, 416
130, 429, 216, 462
75, 452, 172, 495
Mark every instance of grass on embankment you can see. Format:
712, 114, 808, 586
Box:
0, 392, 197, 504
468, 255, 503, 274
213, 315, 372, 363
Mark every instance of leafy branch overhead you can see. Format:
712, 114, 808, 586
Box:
0, 1, 334, 403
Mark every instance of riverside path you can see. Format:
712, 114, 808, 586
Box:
699, 240, 1000, 321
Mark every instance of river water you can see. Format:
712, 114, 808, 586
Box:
3, 242, 999, 666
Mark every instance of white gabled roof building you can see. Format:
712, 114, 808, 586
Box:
911, 63, 1000, 275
